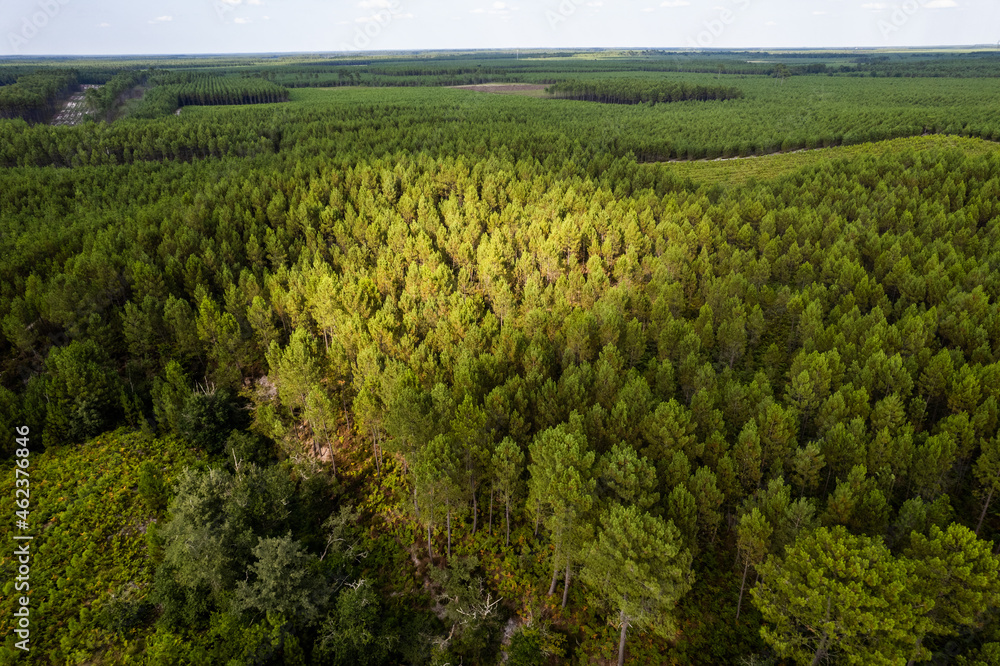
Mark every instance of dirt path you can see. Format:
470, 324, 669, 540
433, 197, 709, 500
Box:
665, 147, 829, 164
51, 85, 100, 126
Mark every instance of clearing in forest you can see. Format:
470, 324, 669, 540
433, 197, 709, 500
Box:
51, 85, 100, 126
449, 83, 550, 97
664, 134, 1000, 186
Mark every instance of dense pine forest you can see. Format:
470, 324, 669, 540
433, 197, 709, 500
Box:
2, 49, 1000, 665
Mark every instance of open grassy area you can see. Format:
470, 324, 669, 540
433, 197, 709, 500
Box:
663, 134, 1000, 186
449, 83, 551, 97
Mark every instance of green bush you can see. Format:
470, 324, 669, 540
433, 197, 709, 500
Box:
42, 339, 120, 446
177, 388, 242, 454
224, 430, 276, 467
506, 627, 546, 666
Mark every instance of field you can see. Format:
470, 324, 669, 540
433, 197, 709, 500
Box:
2, 48, 1000, 666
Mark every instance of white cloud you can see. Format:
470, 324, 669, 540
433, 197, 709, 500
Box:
925, 0, 958, 7
359, 0, 394, 7
812, 10, 827, 14
642, 6, 656, 12
765, 20, 777, 25
861, 2, 887, 9
248, 0, 264, 5
152, 16, 172, 22
470, 2, 517, 16
234, 17, 251, 23
660, 0, 690, 6
98, 22, 111, 27
585, 1, 604, 6
357, 11, 413, 22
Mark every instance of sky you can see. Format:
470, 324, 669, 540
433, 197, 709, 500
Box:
2, 0, 998, 56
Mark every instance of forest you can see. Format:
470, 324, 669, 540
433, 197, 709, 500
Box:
1, 49, 1000, 665
0, 70, 78, 123
544, 79, 744, 105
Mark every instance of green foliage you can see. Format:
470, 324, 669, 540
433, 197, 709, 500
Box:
546, 78, 743, 105
234, 534, 328, 626
0, 70, 78, 122
975, 435, 1000, 534
0, 387, 22, 459
173, 74, 290, 106
528, 422, 596, 599
99, 590, 154, 637
492, 437, 525, 545
176, 388, 243, 454
158, 463, 296, 599
735, 508, 771, 621
224, 429, 276, 468
43, 339, 121, 446
752, 526, 921, 665
316, 580, 398, 665
580, 503, 694, 658
151, 360, 191, 434
4, 51, 1000, 665
138, 460, 169, 514
427, 556, 508, 664
505, 625, 547, 666
596, 441, 659, 512
126, 72, 289, 119
905, 524, 1000, 641
0, 430, 201, 659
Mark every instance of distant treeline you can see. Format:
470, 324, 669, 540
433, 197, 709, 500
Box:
0, 65, 131, 86
852, 55, 1000, 78
546, 78, 744, 105
0, 70, 78, 123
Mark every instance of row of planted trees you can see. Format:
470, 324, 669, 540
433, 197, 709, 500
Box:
546, 78, 744, 105
0, 70, 78, 123
173, 75, 290, 107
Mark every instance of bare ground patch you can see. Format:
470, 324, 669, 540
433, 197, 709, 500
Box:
51, 84, 100, 126
449, 83, 550, 97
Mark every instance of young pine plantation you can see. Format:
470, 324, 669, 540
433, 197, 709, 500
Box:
2, 50, 1000, 665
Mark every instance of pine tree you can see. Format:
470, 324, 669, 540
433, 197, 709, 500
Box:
527, 423, 596, 606
752, 525, 920, 666
735, 508, 771, 621
492, 438, 525, 546
974, 435, 1000, 535
595, 441, 659, 512
903, 524, 1000, 664
580, 504, 693, 666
